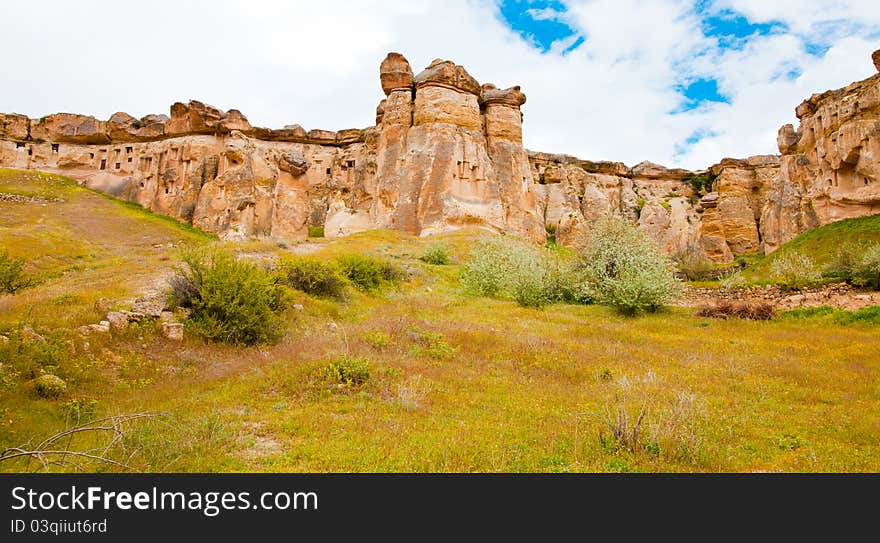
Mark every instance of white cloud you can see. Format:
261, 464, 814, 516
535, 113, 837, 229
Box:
0, 0, 877, 170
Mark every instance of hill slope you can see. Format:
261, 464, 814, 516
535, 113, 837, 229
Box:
743, 213, 880, 282
0, 168, 212, 327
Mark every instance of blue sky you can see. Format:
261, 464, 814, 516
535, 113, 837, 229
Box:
1, 0, 878, 169
493, 0, 880, 164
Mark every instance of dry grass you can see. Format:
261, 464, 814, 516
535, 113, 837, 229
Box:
1, 169, 880, 473
696, 300, 776, 320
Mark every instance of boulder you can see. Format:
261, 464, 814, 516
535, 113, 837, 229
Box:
380, 52, 414, 95
161, 322, 184, 341
277, 151, 310, 175
106, 311, 129, 332
413, 58, 481, 95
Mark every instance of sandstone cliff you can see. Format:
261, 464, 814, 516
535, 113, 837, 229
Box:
2, 50, 879, 261
761, 51, 880, 252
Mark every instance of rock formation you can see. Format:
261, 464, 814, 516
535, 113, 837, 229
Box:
760, 50, 880, 252
2, 50, 880, 262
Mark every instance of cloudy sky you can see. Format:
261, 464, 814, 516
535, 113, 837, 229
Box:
2, 0, 878, 169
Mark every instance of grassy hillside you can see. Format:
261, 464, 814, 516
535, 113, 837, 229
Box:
1, 169, 879, 473
0, 168, 212, 328
743, 213, 880, 283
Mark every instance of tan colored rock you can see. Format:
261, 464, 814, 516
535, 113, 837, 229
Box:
106, 311, 129, 332
1, 113, 30, 140
31, 113, 110, 144
380, 52, 413, 95
873, 49, 880, 73
761, 50, 880, 252
413, 59, 480, 95
161, 322, 184, 341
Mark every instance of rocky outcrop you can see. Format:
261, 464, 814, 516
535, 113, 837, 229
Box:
2, 50, 879, 259
761, 50, 880, 253
371, 53, 544, 240
699, 156, 779, 262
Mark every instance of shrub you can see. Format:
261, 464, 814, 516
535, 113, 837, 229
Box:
575, 217, 681, 315
720, 271, 747, 290
828, 241, 865, 283
673, 245, 716, 281
276, 257, 349, 300
461, 236, 564, 308
34, 374, 67, 398
770, 251, 821, 290
0, 250, 33, 294
859, 244, 880, 290
336, 254, 403, 292
169, 249, 287, 345
324, 355, 370, 386
685, 173, 716, 195
460, 238, 511, 297
406, 327, 458, 360
307, 226, 325, 238
420, 244, 451, 265
695, 300, 775, 320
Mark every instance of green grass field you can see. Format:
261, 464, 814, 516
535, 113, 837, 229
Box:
1, 169, 879, 473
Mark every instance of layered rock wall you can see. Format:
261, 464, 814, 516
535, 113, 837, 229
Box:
761, 53, 880, 252
2, 50, 880, 260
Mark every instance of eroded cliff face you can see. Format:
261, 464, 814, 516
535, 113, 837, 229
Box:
2, 50, 879, 260
761, 51, 880, 252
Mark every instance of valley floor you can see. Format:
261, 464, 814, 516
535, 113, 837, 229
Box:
1, 169, 879, 472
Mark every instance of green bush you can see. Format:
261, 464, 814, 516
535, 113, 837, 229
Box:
324, 355, 370, 386
770, 251, 821, 290
575, 216, 681, 315
461, 237, 588, 308
276, 257, 349, 300
170, 249, 288, 345
827, 242, 865, 283
0, 250, 33, 294
34, 374, 67, 398
460, 237, 549, 307
673, 245, 716, 281
420, 244, 451, 265
336, 254, 403, 292
307, 226, 325, 238
859, 244, 880, 290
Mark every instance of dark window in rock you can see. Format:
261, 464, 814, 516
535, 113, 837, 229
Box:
126, 146, 133, 154
165, 187, 169, 194
866, 178, 871, 186
827, 179, 833, 186
16, 142, 25, 148
51, 143, 59, 152
28, 147, 33, 156
347, 160, 355, 167
128, 157, 133, 163
115, 162, 121, 169
140, 182, 144, 188
90, 152, 94, 159
100, 159, 106, 170
326, 168, 331, 175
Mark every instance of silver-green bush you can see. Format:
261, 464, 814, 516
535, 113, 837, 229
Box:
770, 251, 821, 290
575, 216, 681, 315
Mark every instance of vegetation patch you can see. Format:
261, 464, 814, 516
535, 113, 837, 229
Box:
276, 257, 349, 300
336, 254, 404, 292
169, 249, 288, 345
575, 217, 681, 315
0, 250, 33, 294
696, 300, 775, 320
420, 244, 451, 265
